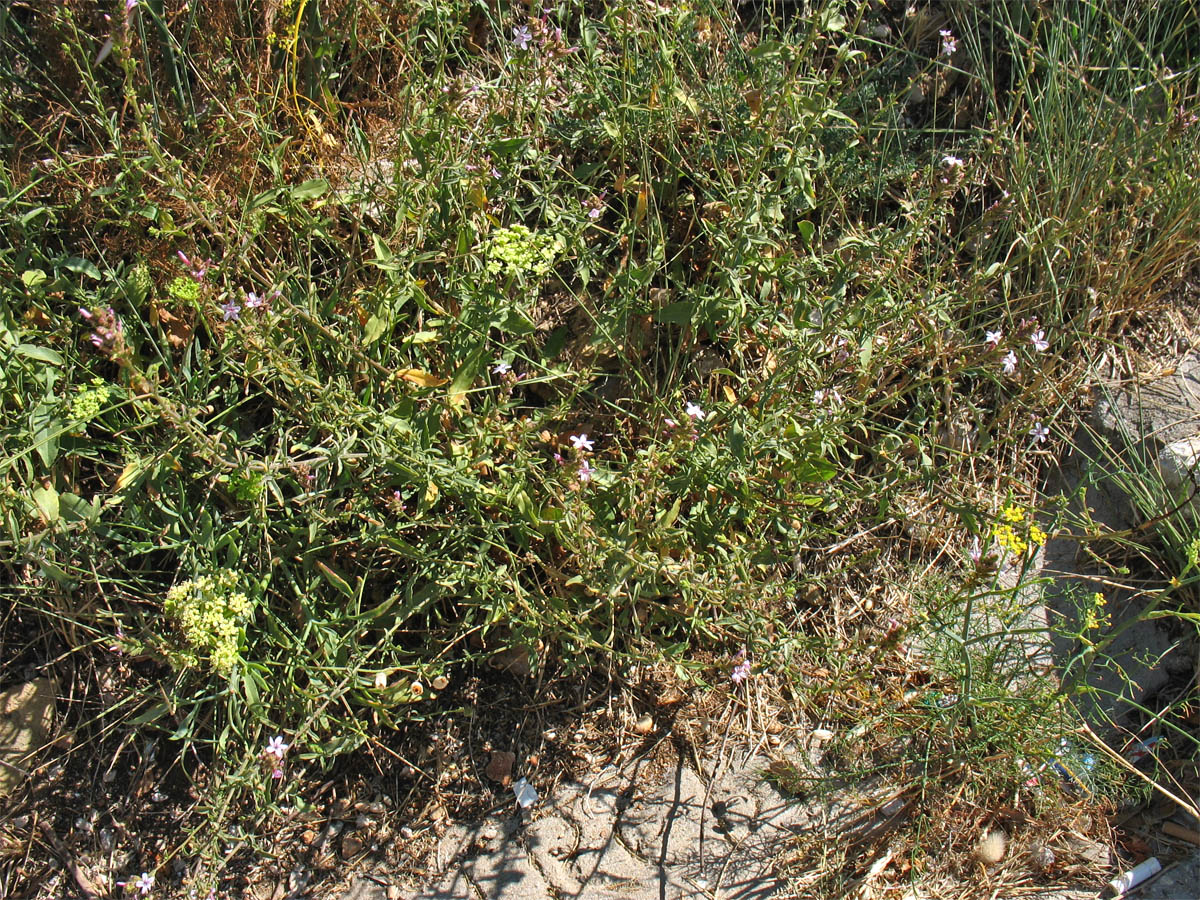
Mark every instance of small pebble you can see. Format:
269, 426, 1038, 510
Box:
1030, 843, 1055, 871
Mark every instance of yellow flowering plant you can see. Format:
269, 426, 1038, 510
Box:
991, 504, 1047, 557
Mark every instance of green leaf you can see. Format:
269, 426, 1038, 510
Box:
370, 233, 403, 271
30, 399, 61, 467
130, 702, 171, 727
364, 315, 388, 344
21, 269, 47, 289
58, 492, 98, 524
657, 497, 683, 529
797, 220, 815, 244
62, 257, 102, 280
490, 136, 529, 156
654, 300, 694, 325
15, 344, 64, 366
316, 561, 356, 599
32, 485, 59, 523
292, 178, 330, 201
792, 455, 837, 482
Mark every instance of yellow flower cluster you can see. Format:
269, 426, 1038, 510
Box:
164, 569, 253, 673
991, 504, 1047, 556
71, 378, 112, 425
1082, 591, 1111, 632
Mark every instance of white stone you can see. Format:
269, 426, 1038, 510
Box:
1157, 435, 1200, 498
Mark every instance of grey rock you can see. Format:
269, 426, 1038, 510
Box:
0, 679, 56, 797
1157, 436, 1200, 506
1091, 354, 1200, 449
341, 876, 388, 900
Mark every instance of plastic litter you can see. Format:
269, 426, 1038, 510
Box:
1107, 856, 1160, 895
1124, 736, 1162, 766
1050, 739, 1095, 794
512, 777, 538, 809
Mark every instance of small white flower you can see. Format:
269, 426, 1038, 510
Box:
135, 872, 154, 895
939, 29, 957, 56
1030, 421, 1050, 443
492, 360, 512, 375
1029, 329, 1049, 352
578, 460, 595, 482
685, 402, 706, 421
985, 329, 1002, 348
569, 433, 594, 451
1001, 350, 1018, 375
942, 154, 964, 169
374, 670, 388, 689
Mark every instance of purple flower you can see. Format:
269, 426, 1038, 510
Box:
569, 433, 594, 451
578, 460, 595, 482
177, 250, 210, 282
985, 328, 1002, 348
220, 299, 241, 321
513, 25, 532, 50
244, 291, 264, 309
1030, 421, 1050, 443
553, 452, 564, 465
135, 872, 154, 895
939, 29, 957, 57
126, 0, 139, 11
1001, 350, 1018, 375
263, 736, 289, 759
83, 307, 124, 354
1029, 329, 1049, 352
731, 658, 751, 685
493, 360, 512, 375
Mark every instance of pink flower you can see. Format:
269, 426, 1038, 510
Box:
1030, 421, 1050, 443
578, 460, 595, 482
1029, 329, 1049, 352
1001, 350, 1018, 375
731, 657, 751, 685
685, 402, 706, 421
263, 736, 289, 760
985, 329, 1002, 348
135, 872, 154, 895
569, 433, 594, 451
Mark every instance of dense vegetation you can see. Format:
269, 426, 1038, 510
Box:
2, 1, 1198, 895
